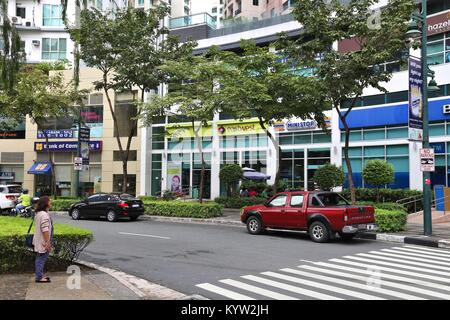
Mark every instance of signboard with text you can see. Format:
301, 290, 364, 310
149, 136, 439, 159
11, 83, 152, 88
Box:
420, 148, 435, 172
408, 57, 424, 141
37, 130, 74, 139
34, 141, 102, 152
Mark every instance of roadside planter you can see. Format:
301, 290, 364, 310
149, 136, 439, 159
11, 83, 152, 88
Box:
374, 209, 408, 233
143, 200, 223, 219
0, 216, 93, 274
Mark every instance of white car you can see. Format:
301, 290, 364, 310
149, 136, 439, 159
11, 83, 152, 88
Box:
0, 185, 22, 213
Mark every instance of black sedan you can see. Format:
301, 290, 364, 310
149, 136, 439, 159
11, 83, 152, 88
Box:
69, 193, 144, 222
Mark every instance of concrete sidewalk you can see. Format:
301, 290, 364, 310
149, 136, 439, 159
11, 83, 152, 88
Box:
0, 266, 140, 300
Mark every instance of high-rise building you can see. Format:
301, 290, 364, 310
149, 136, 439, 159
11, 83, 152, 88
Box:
171, 0, 191, 18
221, 0, 295, 21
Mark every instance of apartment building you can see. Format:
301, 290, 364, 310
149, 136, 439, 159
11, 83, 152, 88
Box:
222, 0, 294, 21
143, 0, 450, 198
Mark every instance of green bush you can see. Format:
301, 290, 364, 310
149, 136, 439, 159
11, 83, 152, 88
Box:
356, 201, 407, 212
341, 188, 422, 204
220, 164, 243, 196
143, 201, 223, 218
313, 163, 345, 191
215, 197, 267, 209
0, 216, 93, 274
375, 209, 407, 233
138, 195, 157, 202
50, 199, 79, 211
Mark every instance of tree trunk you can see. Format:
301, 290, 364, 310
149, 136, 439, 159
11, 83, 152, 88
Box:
258, 117, 282, 191
338, 111, 356, 205
193, 120, 204, 204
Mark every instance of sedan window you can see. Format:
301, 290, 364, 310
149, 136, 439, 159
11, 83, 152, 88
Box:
88, 195, 101, 203
268, 195, 287, 207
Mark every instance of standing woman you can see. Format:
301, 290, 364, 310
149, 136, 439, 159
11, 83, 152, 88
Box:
33, 196, 54, 283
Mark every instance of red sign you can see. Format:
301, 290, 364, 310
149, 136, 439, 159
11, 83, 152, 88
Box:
427, 10, 450, 36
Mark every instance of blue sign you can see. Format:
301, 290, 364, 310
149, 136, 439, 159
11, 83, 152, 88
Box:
431, 142, 446, 154
34, 141, 102, 152
408, 56, 424, 141
37, 130, 74, 139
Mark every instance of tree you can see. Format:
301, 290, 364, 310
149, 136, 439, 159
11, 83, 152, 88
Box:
363, 159, 395, 202
313, 163, 345, 191
1, 67, 83, 196
142, 50, 228, 203
77, 5, 191, 194
218, 40, 327, 191
219, 164, 243, 197
286, 0, 415, 203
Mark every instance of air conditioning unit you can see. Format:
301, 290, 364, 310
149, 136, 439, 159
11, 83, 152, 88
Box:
32, 40, 40, 47
11, 16, 23, 25
443, 104, 450, 114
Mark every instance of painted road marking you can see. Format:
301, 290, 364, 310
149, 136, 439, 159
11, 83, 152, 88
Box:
118, 232, 171, 240
196, 283, 255, 300
219, 279, 298, 300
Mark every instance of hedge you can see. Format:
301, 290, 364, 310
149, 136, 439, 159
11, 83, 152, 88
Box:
214, 197, 268, 209
50, 199, 79, 211
143, 200, 223, 218
138, 196, 158, 202
341, 188, 422, 203
0, 216, 93, 274
374, 209, 408, 233
357, 201, 407, 212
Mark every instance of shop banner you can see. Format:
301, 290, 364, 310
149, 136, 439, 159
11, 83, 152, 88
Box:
167, 163, 182, 193
37, 130, 74, 139
34, 141, 102, 152
0, 117, 25, 139
165, 124, 213, 139
271, 117, 331, 133
408, 56, 424, 141
0, 172, 15, 180
79, 127, 91, 166
216, 120, 266, 136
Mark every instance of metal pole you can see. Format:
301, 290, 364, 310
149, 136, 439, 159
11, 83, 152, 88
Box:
74, 115, 81, 198
421, 0, 432, 236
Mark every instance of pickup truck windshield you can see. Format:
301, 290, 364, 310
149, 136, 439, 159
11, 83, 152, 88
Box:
316, 193, 349, 206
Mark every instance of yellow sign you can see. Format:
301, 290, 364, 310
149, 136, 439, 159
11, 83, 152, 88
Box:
165, 124, 213, 138
217, 119, 266, 136
35, 143, 44, 151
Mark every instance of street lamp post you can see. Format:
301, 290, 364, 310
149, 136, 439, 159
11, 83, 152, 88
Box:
406, 0, 441, 236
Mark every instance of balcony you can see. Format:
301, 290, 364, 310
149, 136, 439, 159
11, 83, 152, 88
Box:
169, 12, 217, 30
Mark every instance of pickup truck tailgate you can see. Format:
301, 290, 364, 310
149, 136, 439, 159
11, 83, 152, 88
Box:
346, 206, 375, 224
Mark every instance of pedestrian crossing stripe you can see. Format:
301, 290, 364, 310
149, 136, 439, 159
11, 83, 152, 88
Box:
195, 246, 450, 300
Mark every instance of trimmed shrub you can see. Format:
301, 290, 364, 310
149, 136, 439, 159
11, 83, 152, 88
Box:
341, 188, 422, 203
313, 163, 345, 191
375, 209, 408, 233
50, 199, 79, 211
215, 197, 267, 209
356, 201, 407, 212
143, 201, 223, 218
0, 216, 93, 274
220, 164, 243, 196
138, 195, 157, 202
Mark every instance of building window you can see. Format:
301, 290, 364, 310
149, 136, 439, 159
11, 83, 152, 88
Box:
427, 32, 450, 66
43, 5, 63, 26
151, 154, 162, 196
113, 174, 136, 195
16, 7, 26, 19
253, 0, 259, 5
42, 38, 67, 60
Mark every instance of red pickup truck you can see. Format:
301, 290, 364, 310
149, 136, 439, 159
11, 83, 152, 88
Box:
240, 191, 376, 243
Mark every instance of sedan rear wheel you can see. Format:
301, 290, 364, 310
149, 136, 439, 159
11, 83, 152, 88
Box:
71, 209, 81, 220
107, 210, 118, 222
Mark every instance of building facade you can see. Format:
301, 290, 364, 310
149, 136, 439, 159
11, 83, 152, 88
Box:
0, 68, 143, 197
142, 0, 450, 199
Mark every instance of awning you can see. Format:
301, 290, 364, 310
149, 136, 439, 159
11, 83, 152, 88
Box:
27, 162, 52, 175
242, 168, 271, 181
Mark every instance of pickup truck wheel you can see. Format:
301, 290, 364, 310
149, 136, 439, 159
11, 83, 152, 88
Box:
246, 216, 263, 235
309, 221, 330, 243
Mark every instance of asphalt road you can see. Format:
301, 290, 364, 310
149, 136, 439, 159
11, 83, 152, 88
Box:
53, 214, 450, 300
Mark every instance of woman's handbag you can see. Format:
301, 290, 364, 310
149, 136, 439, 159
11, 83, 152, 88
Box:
25, 219, 34, 249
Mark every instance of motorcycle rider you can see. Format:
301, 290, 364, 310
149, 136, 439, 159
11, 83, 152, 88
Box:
15, 189, 32, 214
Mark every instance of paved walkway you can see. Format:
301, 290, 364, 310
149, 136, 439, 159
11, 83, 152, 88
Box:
0, 266, 140, 300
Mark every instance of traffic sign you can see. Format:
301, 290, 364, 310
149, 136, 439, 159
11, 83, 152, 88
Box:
420, 148, 435, 172
74, 157, 83, 171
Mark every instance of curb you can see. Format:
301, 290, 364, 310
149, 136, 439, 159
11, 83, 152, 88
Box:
142, 215, 244, 227
356, 232, 450, 249
76, 260, 205, 300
